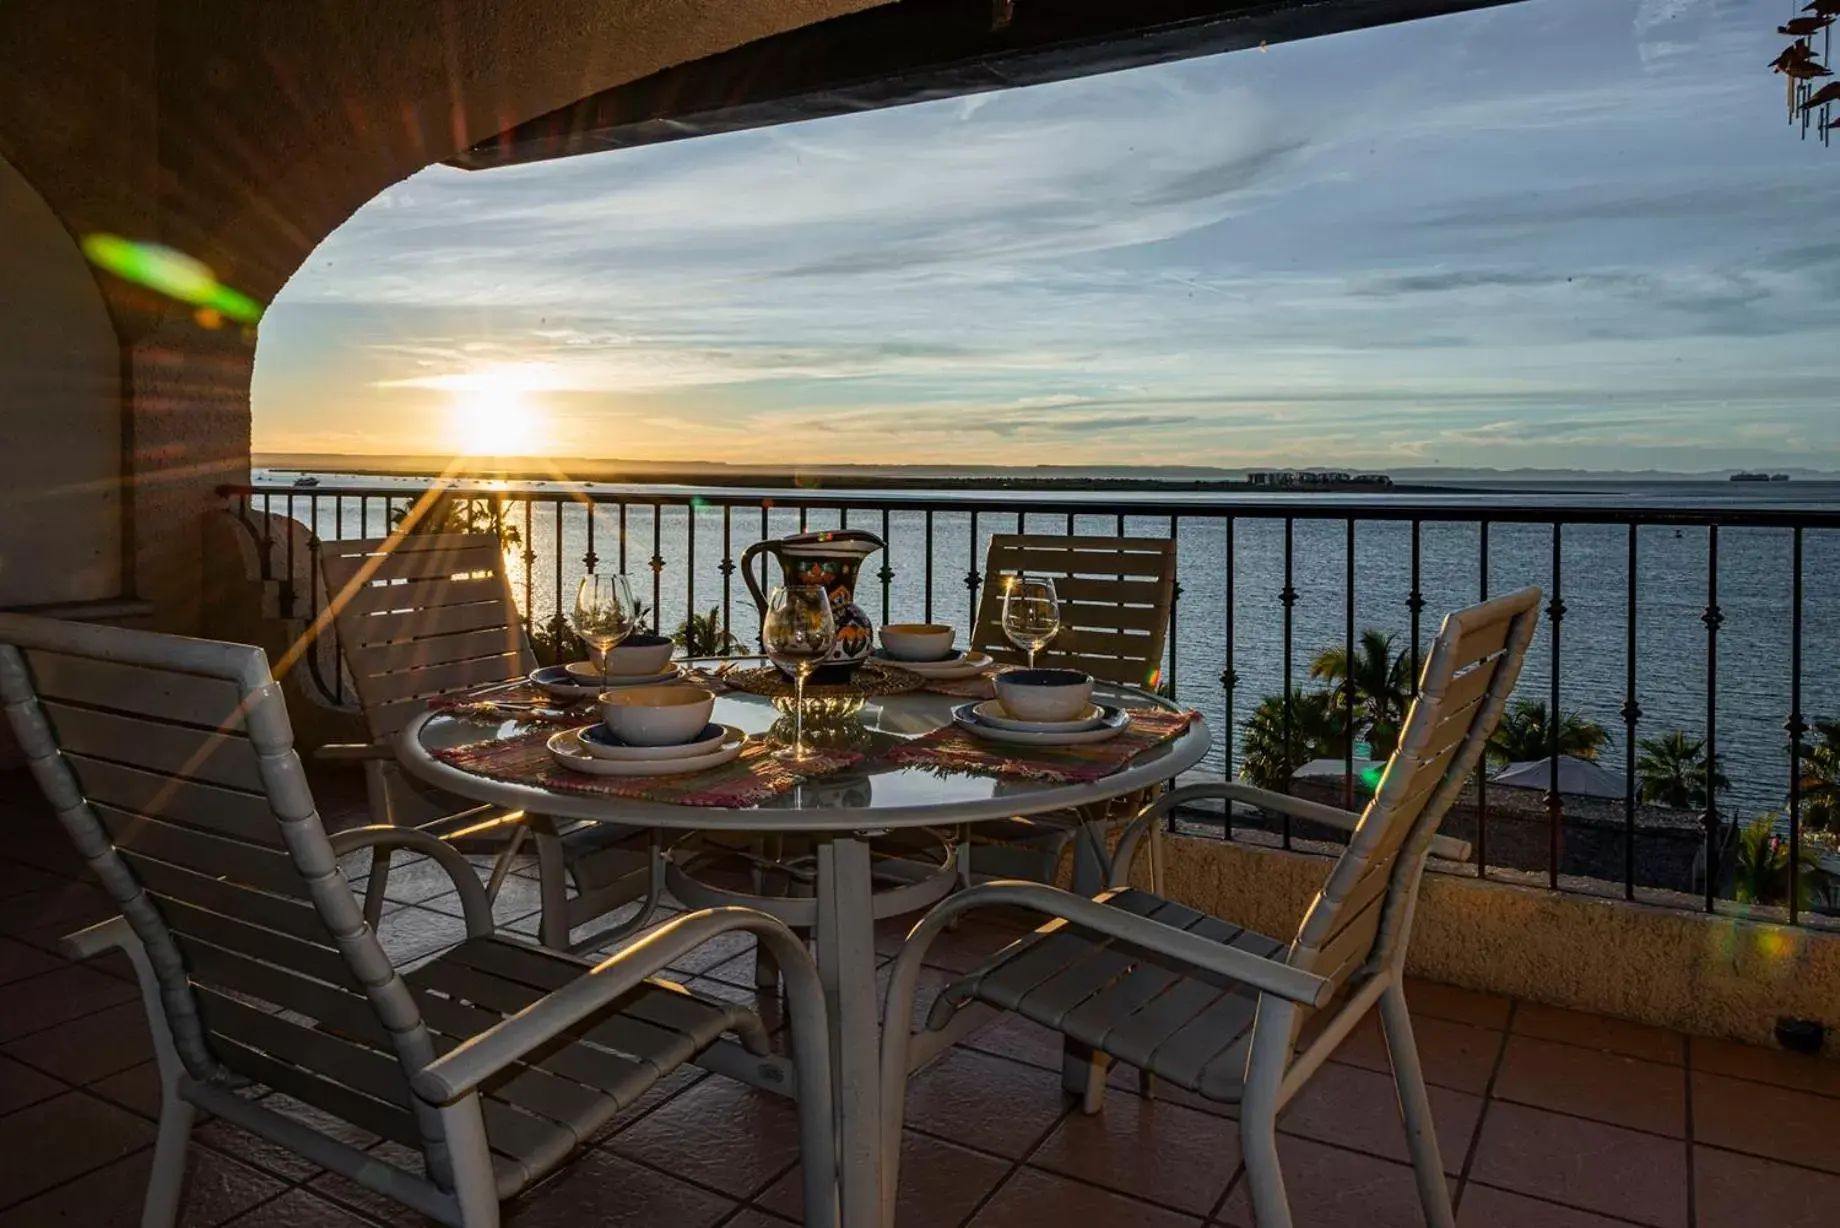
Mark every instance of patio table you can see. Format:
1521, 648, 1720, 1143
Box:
399, 682, 1210, 1227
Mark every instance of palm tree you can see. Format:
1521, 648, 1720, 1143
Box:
674, 606, 742, 658
1731, 814, 1822, 909
1486, 699, 1610, 768
1636, 730, 1728, 811
1798, 719, 1840, 836
1310, 629, 1413, 758
1239, 689, 1347, 792
388, 495, 521, 547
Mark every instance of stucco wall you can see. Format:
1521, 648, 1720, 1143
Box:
0, 155, 122, 607
1141, 834, 1840, 1050
0, 0, 888, 632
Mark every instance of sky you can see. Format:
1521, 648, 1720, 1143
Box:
251, 0, 1840, 472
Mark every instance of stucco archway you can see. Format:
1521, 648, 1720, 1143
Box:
0, 0, 885, 629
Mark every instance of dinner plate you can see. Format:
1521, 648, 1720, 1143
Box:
969, 699, 1106, 733
563, 660, 681, 687
872, 649, 993, 680
577, 722, 728, 761
951, 702, 1129, 746
548, 725, 745, 776
529, 664, 679, 698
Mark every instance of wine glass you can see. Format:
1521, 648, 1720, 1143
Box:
573, 574, 637, 690
762, 585, 836, 764
1001, 574, 1061, 669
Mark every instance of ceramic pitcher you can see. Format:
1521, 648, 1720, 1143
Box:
740, 528, 885, 683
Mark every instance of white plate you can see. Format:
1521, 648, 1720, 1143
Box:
970, 699, 1105, 733
529, 664, 680, 699
875, 649, 992, 680
548, 726, 745, 776
951, 702, 1129, 746
576, 722, 728, 761
563, 661, 681, 687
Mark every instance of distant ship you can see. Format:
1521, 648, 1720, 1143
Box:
291, 475, 321, 487
1729, 472, 1790, 482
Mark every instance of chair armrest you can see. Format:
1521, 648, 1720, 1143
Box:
61, 914, 134, 961
409, 907, 829, 1107
328, 825, 495, 937
315, 742, 394, 762
1111, 782, 1471, 885
904, 880, 1330, 1010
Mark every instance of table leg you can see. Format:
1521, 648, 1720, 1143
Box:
1071, 803, 1110, 896
816, 834, 880, 1228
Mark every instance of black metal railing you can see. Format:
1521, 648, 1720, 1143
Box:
224, 480, 1840, 929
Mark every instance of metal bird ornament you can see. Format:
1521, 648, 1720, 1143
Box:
1773, 42, 1822, 72
1777, 5, 1840, 144
1804, 81, 1840, 109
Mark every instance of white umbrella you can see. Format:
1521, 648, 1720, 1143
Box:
1489, 755, 1624, 799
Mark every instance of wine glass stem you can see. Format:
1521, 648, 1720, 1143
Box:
1027, 646, 1037, 669
793, 674, 806, 758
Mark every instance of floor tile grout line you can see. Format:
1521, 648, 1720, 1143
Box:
0, 981, 147, 1059
1204, 1162, 1247, 1223
1460, 1176, 1686, 1228
948, 1091, 1078, 1228
0, 1086, 180, 1217
1451, 996, 1517, 1218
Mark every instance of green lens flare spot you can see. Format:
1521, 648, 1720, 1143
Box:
80, 234, 265, 323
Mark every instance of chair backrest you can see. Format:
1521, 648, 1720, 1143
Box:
0, 615, 448, 1176
1284, 587, 1542, 998
969, 535, 1175, 687
320, 532, 533, 741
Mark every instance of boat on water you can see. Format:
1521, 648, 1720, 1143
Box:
1729, 472, 1790, 482
292, 475, 320, 487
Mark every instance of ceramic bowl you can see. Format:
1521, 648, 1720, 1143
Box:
597, 685, 715, 747
595, 634, 674, 676
993, 668, 1095, 723
880, 623, 955, 661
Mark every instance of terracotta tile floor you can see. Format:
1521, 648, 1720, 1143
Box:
1, 769, 1838, 1227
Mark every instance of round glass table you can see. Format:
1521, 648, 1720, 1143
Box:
400, 683, 1208, 831
398, 682, 1210, 1228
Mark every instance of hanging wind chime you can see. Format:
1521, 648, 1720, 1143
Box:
1773, 2, 1840, 144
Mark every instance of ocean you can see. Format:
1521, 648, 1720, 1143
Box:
257, 471, 1840, 821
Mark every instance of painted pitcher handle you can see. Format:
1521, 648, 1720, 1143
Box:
739, 540, 775, 620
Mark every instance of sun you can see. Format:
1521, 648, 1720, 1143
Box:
445, 366, 545, 457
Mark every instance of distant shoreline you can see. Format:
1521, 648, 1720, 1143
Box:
254, 455, 1452, 494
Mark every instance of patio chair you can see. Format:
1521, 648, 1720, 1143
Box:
964, 534, 1178, 889
0, 613, 838, 1228
319, 531, 659, 949
881, 587, 1542, 1228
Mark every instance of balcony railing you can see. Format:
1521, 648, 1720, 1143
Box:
224, 480, 1840, 929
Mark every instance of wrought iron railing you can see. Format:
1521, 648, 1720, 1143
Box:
223, 480, 1840, 928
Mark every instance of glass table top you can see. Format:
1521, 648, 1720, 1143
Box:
404, 681, 1211, 830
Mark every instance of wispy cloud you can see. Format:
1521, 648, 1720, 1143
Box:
253, 0, 1840, 470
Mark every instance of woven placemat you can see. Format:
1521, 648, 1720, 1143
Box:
880, 708, 1196, 784
721, 658, 924, 700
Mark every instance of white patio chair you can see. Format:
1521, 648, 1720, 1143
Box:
0, 614, 838, 1228
881, 587, 1542, 1228
319, 531, 660, 949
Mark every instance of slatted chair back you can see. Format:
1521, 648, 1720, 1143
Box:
1283, 587, 1541, 999
0, 615, 458, 1186
969, 535, 1176, 687
320, 532, 533, 742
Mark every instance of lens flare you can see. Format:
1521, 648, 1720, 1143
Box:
80, 234, 265, 323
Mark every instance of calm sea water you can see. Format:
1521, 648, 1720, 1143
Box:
260, 472, 1840, 819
